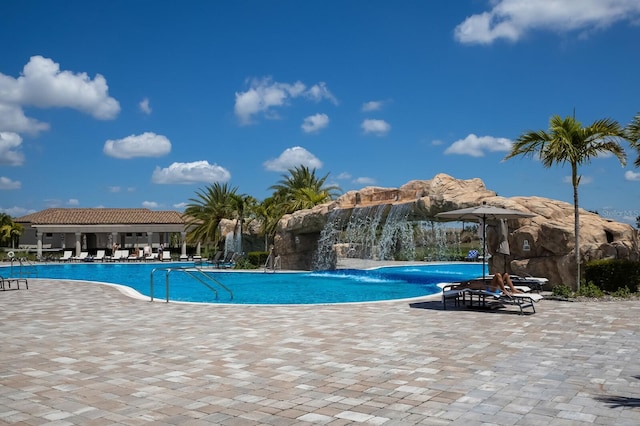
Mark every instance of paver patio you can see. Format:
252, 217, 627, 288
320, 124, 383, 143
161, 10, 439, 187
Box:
1, 278, 639, 425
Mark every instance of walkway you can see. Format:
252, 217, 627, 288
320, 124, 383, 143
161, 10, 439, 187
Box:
1, 279, 639, 425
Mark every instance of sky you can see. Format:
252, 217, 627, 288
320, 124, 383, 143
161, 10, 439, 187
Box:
1, 0, 640, 224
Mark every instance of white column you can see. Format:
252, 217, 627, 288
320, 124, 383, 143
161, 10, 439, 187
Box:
147, 231, 153, 249
196, 242, 201, 256
181, 231, 187, 259
36, 230, 43, 260
75, 232, 82, 256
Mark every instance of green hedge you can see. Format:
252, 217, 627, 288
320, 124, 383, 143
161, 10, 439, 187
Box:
584, 259, 640, 293
246, 251, 269, 267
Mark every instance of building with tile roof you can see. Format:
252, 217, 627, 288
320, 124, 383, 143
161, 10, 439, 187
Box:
14, 208, 194, 259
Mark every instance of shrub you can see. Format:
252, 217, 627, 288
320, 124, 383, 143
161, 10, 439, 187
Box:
577, 281, 604, 298
233, 257, 257, 270
552, 284, 573, 298
246, 251, 269, 268
585, 259, 640, 293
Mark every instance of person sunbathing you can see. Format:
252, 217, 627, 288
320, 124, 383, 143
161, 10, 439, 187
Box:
489, 273, 523, 295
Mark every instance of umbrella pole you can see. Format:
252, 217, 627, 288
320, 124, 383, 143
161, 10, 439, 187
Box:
482, 214, 486, 280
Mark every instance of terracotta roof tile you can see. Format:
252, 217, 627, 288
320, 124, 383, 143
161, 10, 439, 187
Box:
15, 208, 185, 225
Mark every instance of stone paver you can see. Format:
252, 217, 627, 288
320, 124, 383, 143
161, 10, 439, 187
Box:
1, 278, 640, 425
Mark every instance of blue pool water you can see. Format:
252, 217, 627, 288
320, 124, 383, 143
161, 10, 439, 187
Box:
7, 262, 483, 304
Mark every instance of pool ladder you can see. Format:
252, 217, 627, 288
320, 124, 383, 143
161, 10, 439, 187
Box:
10, 257, 38, 278
150, 266, 233, 303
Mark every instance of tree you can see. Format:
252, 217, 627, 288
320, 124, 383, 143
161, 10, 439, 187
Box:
625, 112, 640, 166
184, 183, 243, 253
0, 214, 22, 249
269, 165, 341, 215
504, 115, 627, 291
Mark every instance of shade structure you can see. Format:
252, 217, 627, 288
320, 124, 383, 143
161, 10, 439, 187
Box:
436, 202, 536, 279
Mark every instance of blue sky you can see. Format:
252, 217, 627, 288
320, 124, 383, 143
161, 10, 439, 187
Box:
1, 0, 640, 224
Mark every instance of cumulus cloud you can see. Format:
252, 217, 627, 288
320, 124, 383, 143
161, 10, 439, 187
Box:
0, 206, 33, 217
103, 132, 172, 159
362, 101, 383, 112
139, 97, 152, 114
142, 201, 159, 208
301, 113, 329, 133
563, 175, 593, 185
0, 176, 21, 190
0, 132, 25, 166
0, 103, 49, 135
361, 119, 391, 136
152, 161, 231, 184
67, 199, 79, 206
173, 202, 187, 210
624, 170, 640, 181
454, 0, 640, 45
336, 172, 352, 180
234, 77, 337, 125
354, 177, 376, 185
444, 134, 512, 157
263, 146, 323, 172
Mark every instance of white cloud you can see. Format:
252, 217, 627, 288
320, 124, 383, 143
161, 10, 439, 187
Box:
103, 132, 172, 159
454, 0, 640, 45
306, 82, 338, 104
563, 175, 593, 184
301, 113, 329, 133
444, 134, 512, 157
362, 101, 383, 112
263, 146, 323, 172
624, 170, 640, 181
67, 199, 79, 206
152, 161, 231, 184
142, 201, 159, 208
361, 119, 391, 136
0, 132, 25, 166
173, 202, 187, 210
139, 97, 152, 114
234, 77, 337, 125
108, 186, 121, 193
0, 103, 49, 135
0, 206, 33, 217
0, 176, 21, 190
336, 172, 352, 180
354, 177, 376, 185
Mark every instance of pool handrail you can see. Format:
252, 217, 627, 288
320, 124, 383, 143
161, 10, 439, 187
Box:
150, 266, 234, 303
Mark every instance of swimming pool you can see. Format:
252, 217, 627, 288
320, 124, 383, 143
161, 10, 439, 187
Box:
5, 262, 483, 304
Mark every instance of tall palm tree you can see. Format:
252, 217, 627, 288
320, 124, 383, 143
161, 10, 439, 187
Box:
269, 165, 341, 215
505, 115, 627, 291
184, 183, 242, 253
625, 112, 640, 166
0, 214, 22, 249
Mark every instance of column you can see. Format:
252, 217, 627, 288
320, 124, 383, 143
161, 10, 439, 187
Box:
181, 231, 187, 259
196, 242, 201, 257
75, 232, 82, 257
36, 230, 43, 260
147, 231, 153, 249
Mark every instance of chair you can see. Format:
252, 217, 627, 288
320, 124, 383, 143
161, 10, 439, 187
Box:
1, 275, 28, 290
94, 250, 105, 262
59, 250, 73, 262
218, 252, 241, 269
161, 251, 171, 261
72, 252, 89, 262
127, 249, 142, 261
465, 249, 479, 261
441, 281, 543, 314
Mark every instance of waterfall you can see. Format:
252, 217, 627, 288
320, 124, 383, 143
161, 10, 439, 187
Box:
312, 203, 461, 270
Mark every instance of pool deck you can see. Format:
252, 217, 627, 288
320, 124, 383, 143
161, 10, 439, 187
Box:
2, 273, 640, 424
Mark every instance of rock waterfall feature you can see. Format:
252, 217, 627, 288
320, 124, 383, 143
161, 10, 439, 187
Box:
274, 173, 639, 286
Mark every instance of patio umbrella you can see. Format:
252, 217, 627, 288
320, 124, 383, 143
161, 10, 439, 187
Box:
436, 202, 535, 279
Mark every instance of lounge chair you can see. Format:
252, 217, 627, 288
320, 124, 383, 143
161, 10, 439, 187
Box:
161, 250, 171, 261
72, 251, 89, 262
441, 281, 543, 314
94, 250, 105, 262
218, 252, 241, 269
113, 250, 128, 261
145, 251, 158, 261
1, 275, 28, 290
127, 249, 141, 262
59, 250, 73, 262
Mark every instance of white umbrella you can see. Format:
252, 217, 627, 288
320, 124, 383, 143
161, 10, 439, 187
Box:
436, 202, 535, 279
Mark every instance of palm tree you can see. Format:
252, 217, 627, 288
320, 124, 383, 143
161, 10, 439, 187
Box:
625, 112, 640, 166
0, 214, 22, 249
184, 183, 242, 254
505, 115, 627, 291
269, 165, 341, 215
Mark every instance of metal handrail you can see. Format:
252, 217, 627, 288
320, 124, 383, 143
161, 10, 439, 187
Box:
10, 257, 38, 278
150, 266, 233, 303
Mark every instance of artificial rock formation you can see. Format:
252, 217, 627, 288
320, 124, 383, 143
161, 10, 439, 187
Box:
273, 173, 639, 286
